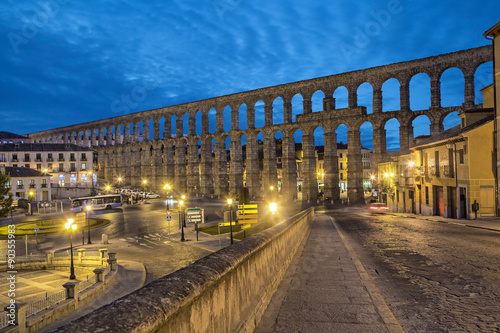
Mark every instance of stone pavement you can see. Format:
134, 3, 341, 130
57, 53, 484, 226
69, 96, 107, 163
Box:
395, 213, 500, 232
255, 214, 403, 333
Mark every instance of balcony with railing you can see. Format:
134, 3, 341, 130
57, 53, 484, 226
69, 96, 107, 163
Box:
47, 157, 54, 162
58, 158, 65, 162
29, 184, 36, 189
17, 185, 24, 189
41, 183, 48, 188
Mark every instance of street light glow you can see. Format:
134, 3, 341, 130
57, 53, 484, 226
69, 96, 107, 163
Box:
384, 173, 389, 177
409, 161, 415, 167
371, 175, 375, 180
181, 194, 186, 200
179, 200, 184, 206
227, 198, 233, 205
390, 173, 394, 177
270, 202, 277, 214
86, 205, 91, 211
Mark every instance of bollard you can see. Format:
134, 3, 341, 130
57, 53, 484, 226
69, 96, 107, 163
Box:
93, 268, 105, 282
99, 249, 108, 265
77, 249, 86, 264
46, 250, 55, 265
4, 302, 28, 332
102, 234, 109, 244
107, 258, 117, 271
108, 252, 116, 259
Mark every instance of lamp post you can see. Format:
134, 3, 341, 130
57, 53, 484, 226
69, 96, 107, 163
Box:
179, 200, 185, 242
88, 171, 94, 195
105, 185, 110, 194
86, 205, 92, 244
227, 198, 233, 245
29, 191, 34, 215
164, 184, 171, 210
143, 180, 147, 200
65, 219, 77, 280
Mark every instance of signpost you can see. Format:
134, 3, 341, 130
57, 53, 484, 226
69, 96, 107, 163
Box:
166, 210, 171, 238
186, 208, 204, 224
237, 204, 259, 224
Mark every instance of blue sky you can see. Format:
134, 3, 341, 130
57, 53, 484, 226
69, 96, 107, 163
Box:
0, 0, 498, 149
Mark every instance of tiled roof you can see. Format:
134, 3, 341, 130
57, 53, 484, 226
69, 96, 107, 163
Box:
0, 131, 29, 139
0, 143, 92, 152
4, 167, 48, 178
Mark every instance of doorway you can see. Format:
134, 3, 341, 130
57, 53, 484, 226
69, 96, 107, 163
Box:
434, 186, 444, 217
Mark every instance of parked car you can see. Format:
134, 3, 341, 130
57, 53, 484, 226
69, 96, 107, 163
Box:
146, 193, 161, 199
369, 202, 389, 214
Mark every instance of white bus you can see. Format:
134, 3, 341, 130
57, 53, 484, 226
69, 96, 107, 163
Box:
71, 194, 122, 212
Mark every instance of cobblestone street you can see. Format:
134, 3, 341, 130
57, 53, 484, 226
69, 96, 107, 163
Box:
328, 207, 500, 332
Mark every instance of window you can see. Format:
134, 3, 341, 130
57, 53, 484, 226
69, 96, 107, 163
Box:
30, 179, 35, 184
59, 163, 64, 172
24, 153, 30, 162
425, 186, 429, 205
58, 153, 64, 161
70, 174, 76, 183
340, 162, 343, 170
434, 151, 439, 177
0, 153, 5, 162
47, 153, 53, 161
340, 173, 344, 180
81, 163, 86, 170
12, 154, 18, 161
36, 164, 42, 171
70, 163, 76, 172
448, 147, 454, 178
36, 153, 42, 161
70, 153, 75, 161
12, 164, 17, 168
459, 150, 464, 164
339, 153, 343, 159
48, 163, 53, 171
81, 153, 87, 161
25, 164, 30, 168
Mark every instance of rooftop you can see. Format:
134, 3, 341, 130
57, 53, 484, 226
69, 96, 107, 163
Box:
2, 166, 48, 178
0, 131, 29, 140
0, 143, 93, 152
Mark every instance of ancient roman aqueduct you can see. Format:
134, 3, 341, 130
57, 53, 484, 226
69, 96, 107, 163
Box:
27, 45, 492, 202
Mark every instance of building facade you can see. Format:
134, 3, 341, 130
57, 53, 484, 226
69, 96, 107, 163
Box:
0, 143, 96, 189
1, 166, 52, 201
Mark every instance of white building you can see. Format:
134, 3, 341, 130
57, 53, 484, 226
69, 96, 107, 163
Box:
1, 165, 51, 201
0, 143, 96, 188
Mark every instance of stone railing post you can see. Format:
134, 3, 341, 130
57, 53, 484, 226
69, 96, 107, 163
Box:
108, 252, 116, 259
107, 258, 117, 271
4, 302, 28, 333
63, 281, 79, 309
99, 249, 108, 265
93, 268, 105, 283
46, 250, 55, 265
77, 249, 86, 264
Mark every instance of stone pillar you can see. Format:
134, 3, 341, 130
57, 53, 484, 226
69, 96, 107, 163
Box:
108, 252, 116, 259
174, 142, 187, 194
324, 132, 340, 201
246, 137, 260, 199
77, 248, 85, 264
165, 145, 175, 187
216, 109, 224, 133
301, 134, 318, 201
229, 140, 243, 197
98, 128, 105, 146
143, 122, 150, 142
264, 104, 273, 126
323, 97, 335, 111
430, 122, 442, 137
133, 124, 140, 143
348, 87, 358, 108
63, 281, 79, 309
153, 120, 160, 140
124, 124, 131, 144
107, 258, 117, 271
187, 142, 199, 195
372, 127, 387, 175
213, 141, 228, 197
5, 303, 28, 332
151, 147, 162, 190
93, 268, 105, 283
122, 147, 132, 186
247, 107, 255, 129
303, 98, 312, 114
164, 119, 172, 139
373, 86, 383, 113
46, 250, 55, 265
431, 79, 441, 109
231, 110, 239, 131
71, 132, 77, 145
131, 147, 142, 186
262, 137, 277, 193
347, 130, 364, 203
400, 124, 413, 151
400, 80, 410, 111
76, 132, 83, 146
200, 141, 213, 195
176, 117, 183, 137
281, 135, 296, 200
189, 116, 196, 136
464, 74, 475, 108
106, 127, 113, 146
202, 114, 209, 134
283, 100, 292, 123
99, 248, 108, 264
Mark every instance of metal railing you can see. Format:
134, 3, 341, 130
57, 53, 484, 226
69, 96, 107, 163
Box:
0, 311, 9, 329
26, 290, 67, 318
78, 275, 96, 294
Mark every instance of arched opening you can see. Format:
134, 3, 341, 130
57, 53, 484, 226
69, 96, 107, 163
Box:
223, 105, 232, 132
474, 61, 494, 105
239, 104, 247, 130
170, 115, 177, 137
291, 93, 303, 123
272, 97, 284, 125
360, 122, 373, 151
381, 78, 400, 112
138, 121, 144, 141
182, 113, 189, 136
384, 118, 400, 151
195, 111, 202, 135
442, 111, 460, 130
159, 116, 165, 139
410, 73, 431, 111
440, 67, 465, 107
335, 124, 348, 146
209, 107, 217, 134
333, 86, 348, 109
412, 115, 431, 138
357, 82, 373, 114
311, 90, 325, 113
255, 100, 265, 129
335, 124, 348, 195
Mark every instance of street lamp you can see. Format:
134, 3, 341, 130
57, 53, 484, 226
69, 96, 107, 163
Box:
29, 191, 34, 215
105, 185, 110, 193
86, 205, 92, 244
409, 161, 415, 167
164, 184, 171, 210
270, 202, 277, 215
227, 198, 233, 245
143, 180, 147, 200
65, 219, 77, 280
179, 199, 185, 242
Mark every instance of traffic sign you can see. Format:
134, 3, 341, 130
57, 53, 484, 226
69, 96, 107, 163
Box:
241, 224, 251, 229
166, 216, 172, 221
238, 209, 258, 214
238, 204, 258, 209
219, 222, 237, 227
34, 227, 39, 233
166, 210, 171, 216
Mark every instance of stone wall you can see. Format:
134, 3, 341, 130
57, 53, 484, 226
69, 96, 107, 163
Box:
51, 208, 315, 333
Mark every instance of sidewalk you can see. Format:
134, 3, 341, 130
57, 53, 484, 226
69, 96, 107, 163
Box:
394, 213, 500, 232
255, 214, 403, 333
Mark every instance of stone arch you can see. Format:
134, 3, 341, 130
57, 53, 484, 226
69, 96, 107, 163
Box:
409, 72, 431, 111
181, 113, 189, 136
291, 93, 303, 123
359, 121, 374, 151
311, 90, 325, 113
356, 82, 373, 114
170, 114, 177, 137
208, 107, 217, 134
411, 114, 431, 138
195, 110, 203, 135
383, 118, 401, 151
159, 116, 165, 139
474, 61, 493, 105
333, 86, 348, 109
254, 100, 265, 129
441, 110, 461, 130
381, 78, 400, 112
439, 67, 465, 107
272, 96, 284, 125
223, 105, 232, 132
